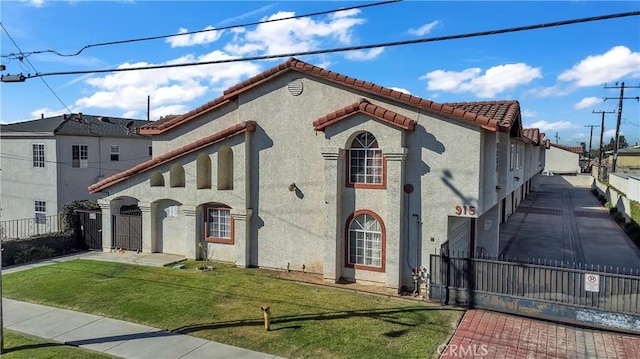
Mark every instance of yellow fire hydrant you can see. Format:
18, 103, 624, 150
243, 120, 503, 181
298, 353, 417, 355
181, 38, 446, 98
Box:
261, 305, 271, 331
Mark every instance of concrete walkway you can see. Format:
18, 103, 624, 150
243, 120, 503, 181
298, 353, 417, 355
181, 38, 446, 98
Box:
500, 175, 640, 271
2, 253, 284, 359
441, 310, 640, 359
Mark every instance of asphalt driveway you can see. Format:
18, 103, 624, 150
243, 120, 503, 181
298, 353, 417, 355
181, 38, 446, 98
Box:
499, 175, 640, 272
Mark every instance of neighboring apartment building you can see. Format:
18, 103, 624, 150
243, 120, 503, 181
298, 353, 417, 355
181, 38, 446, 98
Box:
543, 143, 582, 175
89, 58, 546, 291
0, 113, 151, 222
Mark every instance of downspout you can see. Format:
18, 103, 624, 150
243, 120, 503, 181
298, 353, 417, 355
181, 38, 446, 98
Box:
245, 126, 252, 266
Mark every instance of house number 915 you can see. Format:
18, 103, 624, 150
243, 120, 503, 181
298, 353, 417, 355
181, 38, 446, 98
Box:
455, 205, 476, 216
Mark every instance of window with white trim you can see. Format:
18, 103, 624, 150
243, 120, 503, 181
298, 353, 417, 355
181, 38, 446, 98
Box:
35, 201, 46, 224
110, 145, 119, 161
205, 205, 232, 244
33, 144, 45, 168
348, 213, 382, 267
349, 132, 383, 185
72, 145, 88, 168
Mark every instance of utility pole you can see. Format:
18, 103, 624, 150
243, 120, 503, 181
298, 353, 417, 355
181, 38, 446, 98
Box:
592, 110, 615, 180
603, 82, 640, 173
555, 132, 560, 144
584, 124, 599, 163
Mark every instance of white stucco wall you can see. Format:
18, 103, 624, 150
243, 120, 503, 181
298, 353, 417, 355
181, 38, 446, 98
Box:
544, 146, 580, 175
629, 175, 640, 202
0, 136, 58, 221
57, 135, 151, 205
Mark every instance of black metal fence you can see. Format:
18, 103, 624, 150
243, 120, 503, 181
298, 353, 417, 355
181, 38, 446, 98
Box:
0, 214, 61, 240
430, 253, 640, 315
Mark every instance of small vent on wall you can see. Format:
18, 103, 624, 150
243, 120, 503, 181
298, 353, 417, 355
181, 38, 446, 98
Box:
287, 79, 303, 96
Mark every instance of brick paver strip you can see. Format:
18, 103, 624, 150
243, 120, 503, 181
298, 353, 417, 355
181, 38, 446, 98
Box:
440, 310, 640, 358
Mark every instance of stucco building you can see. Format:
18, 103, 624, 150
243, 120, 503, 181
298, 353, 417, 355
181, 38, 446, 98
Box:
0, 113, 151, 223
89, 58, 546, 291
543, 143, 582, 175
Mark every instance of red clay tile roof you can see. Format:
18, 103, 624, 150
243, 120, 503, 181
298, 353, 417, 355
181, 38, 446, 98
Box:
89, 121, 256, 193
140, 57, 517, 135
442, 101, 521, 131
550, 143, 583, 154
522, 128, 541, 145
313, 98, 416, 131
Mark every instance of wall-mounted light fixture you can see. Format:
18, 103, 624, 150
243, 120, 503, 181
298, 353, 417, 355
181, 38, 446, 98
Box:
288, 183, 297, 192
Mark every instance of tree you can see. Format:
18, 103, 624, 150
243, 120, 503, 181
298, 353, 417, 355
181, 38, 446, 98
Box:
619, 135, 629, 149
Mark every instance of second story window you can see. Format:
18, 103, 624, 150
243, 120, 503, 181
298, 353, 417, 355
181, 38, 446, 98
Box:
33, 143, 45, 168
110, 145, 120, 161
72, 145, 88, 168
348, 132, 383, 187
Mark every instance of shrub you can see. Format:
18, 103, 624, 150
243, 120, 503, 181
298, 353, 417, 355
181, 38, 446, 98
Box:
14, 246, 55, 264
631, 201, 640, 224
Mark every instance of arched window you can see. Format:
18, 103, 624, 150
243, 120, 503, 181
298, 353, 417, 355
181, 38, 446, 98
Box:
348, 132, 384, 188
150, 171, 165, 187
346, 211, 385, 271
170, 164, 185, 188
196, 153, 212, 189
217, 146, 233, 190
204, 204, 233, 244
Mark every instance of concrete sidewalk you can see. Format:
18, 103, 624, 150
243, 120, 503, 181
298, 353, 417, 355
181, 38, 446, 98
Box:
2, 253, 284, 359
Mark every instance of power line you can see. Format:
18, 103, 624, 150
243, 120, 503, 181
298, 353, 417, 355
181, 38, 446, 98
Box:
0, 23, 73, 113
8, 10, 639, 80
0, 0, 400, 59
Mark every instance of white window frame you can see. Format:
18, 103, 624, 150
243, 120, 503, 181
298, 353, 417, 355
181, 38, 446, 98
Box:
206, 207, 231, 240
348, 213, 382, 267
35, 201, 46, 224
72, 144, 88, 168
33, 143, 45, 168
349, 132, 383, 185
110, 145, 120, 161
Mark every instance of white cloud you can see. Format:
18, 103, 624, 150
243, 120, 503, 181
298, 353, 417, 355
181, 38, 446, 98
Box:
558, 46, 640, 87
76, 51, 262, 115
344, 48, 384, 61
603, 129, 622, 139
21, 0, 45, 7
574, 97, 603, 110
30, 107, 63, 119
389, 87, 411, 95
224, 10, 365, 57
529, 85, 574, 98
522, 109, 536, 118
166, 26, 224, 47
421, 63, 542, 98
149, 105, 190, 121
527, 120, 578, 132
408, 21, 439, 36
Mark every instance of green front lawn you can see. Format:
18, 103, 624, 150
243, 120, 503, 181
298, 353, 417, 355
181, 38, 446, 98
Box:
3, 260, 461, 359
2, 330, 117, 359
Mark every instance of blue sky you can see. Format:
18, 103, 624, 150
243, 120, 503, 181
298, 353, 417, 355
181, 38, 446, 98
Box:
1, 1, 639, 146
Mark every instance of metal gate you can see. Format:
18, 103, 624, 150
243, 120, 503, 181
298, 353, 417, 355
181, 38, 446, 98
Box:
429, 249, 640, 333
76, 210, 102, 250
112, 207, 142, 251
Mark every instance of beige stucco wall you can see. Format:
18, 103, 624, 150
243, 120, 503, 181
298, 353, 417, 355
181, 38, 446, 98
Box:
98, 69, 568, 292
